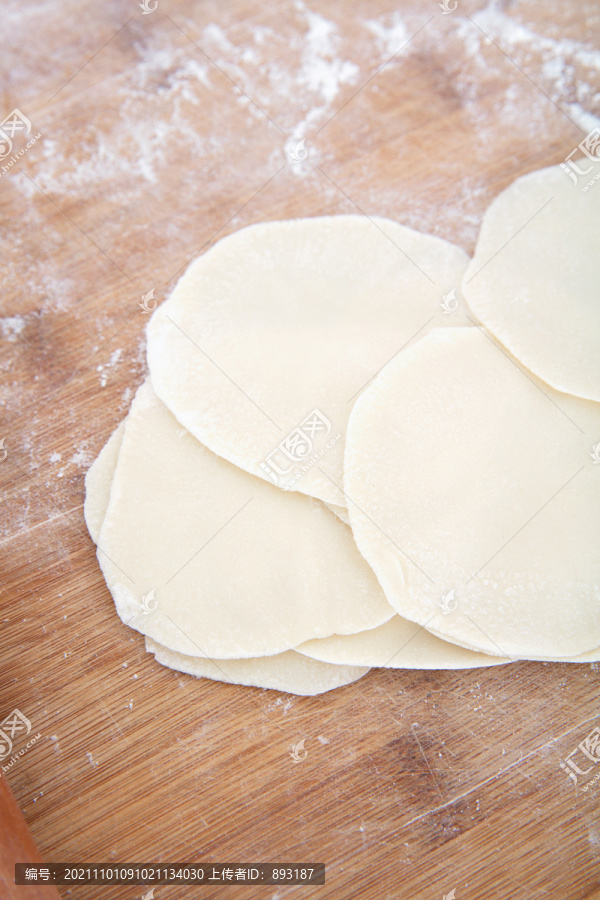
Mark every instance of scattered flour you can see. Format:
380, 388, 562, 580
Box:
28, 42, 212, 196
97, 364, 108, 388
294, 5, 359, 108
39, 274, 78, 314
97, 347, 124, 388
467, 1, 600, 130
70, 446, 92, 468
0, 316, 25, 342
8, 0, 599, 209
364, 12, 408, 58
564, 103, 600, 133
201, 1, 362, 172
121, 386, 133, 408
110, 348, 123, 368
265, 697, 294, 713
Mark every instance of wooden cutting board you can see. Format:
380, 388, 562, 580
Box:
1, 1, 599, 897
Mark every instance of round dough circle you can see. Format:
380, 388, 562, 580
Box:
84, 420, 126, 544
147, 215, 469, 507
297, 617, 510, 669
86, 411, 600, 669
462, 163, 600, 401
344, 326, 600, 659
86, 418, 514, 673
425, 625, 600, 663
84, 407, 370, 694
146, 638, 370, 695
97, 379, 394, 659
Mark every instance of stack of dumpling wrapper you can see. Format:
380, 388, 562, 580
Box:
85, 163, 600, 695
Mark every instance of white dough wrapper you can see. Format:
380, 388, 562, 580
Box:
85, 421, 516, 672
85, 407, 600, 671
425, 625, 600, 663
147, 215, 469, 508
84, 420, 126, 544
344, 327, 600, 660
297, 617, 511, 669
96, 379, 395, 659
146, 637, 370, 695
462, 163, 600, 401
85, 405, 371, 694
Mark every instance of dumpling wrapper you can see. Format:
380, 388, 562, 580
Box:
146, 637, 370, 695
462, 163, 600, 402
424, 624, 600, 663
84, 419, 126, 544
297, 617, 511, 669
147, 215, 469, 508
85, 405, 514, 675
84, 410, 369, 696
85, 384, 600, 671
95, 379, 394, 659
344, 327, 600, 659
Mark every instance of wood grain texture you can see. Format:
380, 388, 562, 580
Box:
1, 0, 599, 898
